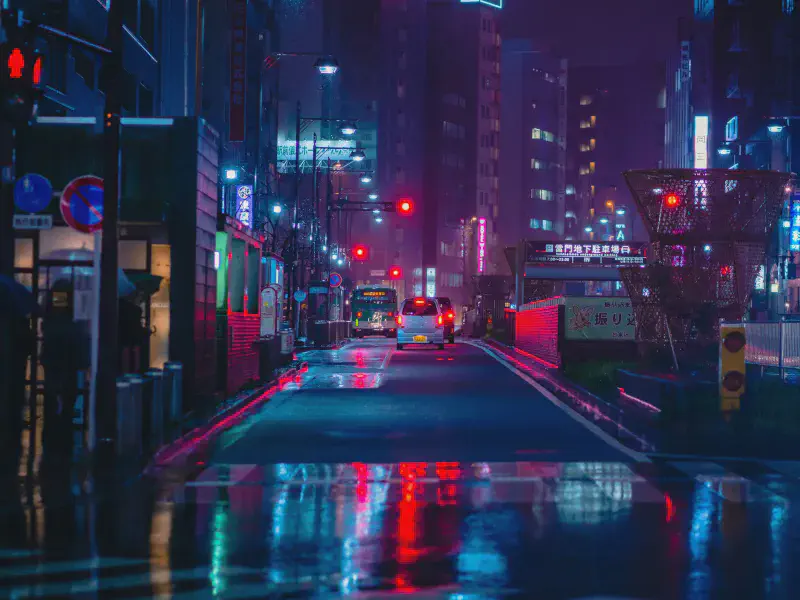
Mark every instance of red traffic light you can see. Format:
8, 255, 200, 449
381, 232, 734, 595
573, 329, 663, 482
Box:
353, 245, 369, 260
389, 266, 403, 279
397, 198, 414, 215
664, 193, 680, 208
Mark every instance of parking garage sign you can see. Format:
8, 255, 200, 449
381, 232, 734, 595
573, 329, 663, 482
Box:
526, 241, 647, 267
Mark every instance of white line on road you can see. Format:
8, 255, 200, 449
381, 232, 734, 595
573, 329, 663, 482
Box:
469, 341, 650, 463
380, 347, 394, 371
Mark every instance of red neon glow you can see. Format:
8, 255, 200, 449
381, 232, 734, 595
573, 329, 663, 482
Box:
8, 48, 23, 79
665, 494, 676, 522
617, 387, 662, 413
720, 265, 732, 276
664, 193, 680, 208
32, 57, 41, 85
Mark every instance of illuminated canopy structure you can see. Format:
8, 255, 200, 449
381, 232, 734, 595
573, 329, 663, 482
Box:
621, 169, 790, 349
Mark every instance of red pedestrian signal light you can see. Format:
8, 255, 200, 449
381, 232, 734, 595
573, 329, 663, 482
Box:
8, 47, 24, 79
664, 193, 680, 208
389, 266, 403, 279
353, 245, 369, 260
397, 198, 414, 215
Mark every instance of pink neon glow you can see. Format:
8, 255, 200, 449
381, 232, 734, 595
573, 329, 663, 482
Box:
477, 217, 487, 273
513, 346, 559, 370
617, 387, 661, 413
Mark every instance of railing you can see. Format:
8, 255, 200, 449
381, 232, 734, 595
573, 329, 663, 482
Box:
734, 321, 800, 369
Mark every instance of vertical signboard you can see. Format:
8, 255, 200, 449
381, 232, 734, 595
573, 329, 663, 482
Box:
229, 0, 247, 142
426, 267, 436, 298
477, 217, 487, 273
235, 184, 253, 228
790, 194, 800, 252
694, 115, 709, 169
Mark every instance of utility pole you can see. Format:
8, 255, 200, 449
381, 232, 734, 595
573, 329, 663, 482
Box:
289, 100, 301, 326
311, 133, 317, 275
326, 156, 333, 319
97, 0, 124, 448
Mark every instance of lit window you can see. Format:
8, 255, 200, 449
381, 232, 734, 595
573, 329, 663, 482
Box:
579, 120, 591, 129
543, 130, 555, 142
590, 138, 596, 150
590, 115, 597, 126
579, 165, 590, 176
565, 210, 576, 218
580, 95, 593, 106
542, 219, 553, 231
533, 189, 553, 201
566, 185, 575, 195
589, 161, 596, 173
590, 185, 596, 196
531, 158, 544, 170
580, 143, 591, 152
531, 128, 542, 139
530, 218, 541, 229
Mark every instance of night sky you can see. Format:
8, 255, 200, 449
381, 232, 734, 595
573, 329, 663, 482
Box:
502, 0, 693, 66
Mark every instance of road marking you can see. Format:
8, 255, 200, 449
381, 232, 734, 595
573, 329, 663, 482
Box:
469, 341, 650, 463
380, 346, 394, 370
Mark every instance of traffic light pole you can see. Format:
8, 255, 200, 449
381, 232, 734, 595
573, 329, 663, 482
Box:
96, 0, 124, 451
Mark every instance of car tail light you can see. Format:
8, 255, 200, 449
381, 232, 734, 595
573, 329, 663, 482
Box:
356, 311, 363, 318
388, 311, 394, 317
414, 298, 425, 306
396, 315, 404, 327
447, 311, 454, 320
437, 315, 443, 327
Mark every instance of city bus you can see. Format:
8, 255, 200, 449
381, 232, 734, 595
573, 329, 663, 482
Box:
351, 287, 399, 338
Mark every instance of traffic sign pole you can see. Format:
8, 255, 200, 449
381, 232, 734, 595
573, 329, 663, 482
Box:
96, 0, 123, 454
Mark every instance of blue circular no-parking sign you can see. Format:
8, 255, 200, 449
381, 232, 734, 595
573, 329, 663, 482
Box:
60, 175, 104, 233
329, 272, 343, 288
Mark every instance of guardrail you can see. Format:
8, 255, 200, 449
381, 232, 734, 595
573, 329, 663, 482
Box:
740, 321, 800, 370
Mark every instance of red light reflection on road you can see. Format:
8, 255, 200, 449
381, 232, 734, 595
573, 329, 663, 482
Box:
666, 494, 676, 523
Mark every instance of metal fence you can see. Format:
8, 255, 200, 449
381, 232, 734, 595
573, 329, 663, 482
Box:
736, 321, 800, 369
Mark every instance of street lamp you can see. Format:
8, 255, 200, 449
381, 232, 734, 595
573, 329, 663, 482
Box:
368, 193, 378, 200
768, 122, 785, 134
584, 226, 592, 233
360, 173, 372, 184
272, 203, 282, 214
350, 149, 366, 162
340, 122, 358, 136
314, 56, 339, 75
599, 217, 609, 224
224, 168, 239, 181
375, 216, 383, 223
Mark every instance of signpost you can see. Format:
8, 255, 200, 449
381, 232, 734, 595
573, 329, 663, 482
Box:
526, 241, 647, 267
60, 175, 104, 233
329, 272, 342, 288
563, 297, 635, 341
14, 173, 52, 213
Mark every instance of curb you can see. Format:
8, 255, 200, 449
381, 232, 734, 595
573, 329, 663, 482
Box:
145, 361, 308, 474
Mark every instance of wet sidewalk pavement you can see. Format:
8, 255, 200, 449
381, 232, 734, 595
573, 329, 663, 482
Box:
4, 339, 800, 598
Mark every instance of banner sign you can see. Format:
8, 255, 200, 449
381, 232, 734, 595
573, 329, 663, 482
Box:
564, 297, 635, 341
229, 0, 247, 142
235, 184, 253, 228
790, 194, 800, 252
477, 217, 487, 273
526, 241, 646, 267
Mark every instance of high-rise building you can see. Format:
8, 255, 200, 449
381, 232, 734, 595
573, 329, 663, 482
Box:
664, 0, 798, 173
500, 41, 567, 247
566, 64, 665, 242
423, 0, 501, 306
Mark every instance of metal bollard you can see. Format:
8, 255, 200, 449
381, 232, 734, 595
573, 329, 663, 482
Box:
124, 374, 144, 457
115, 377, 132, 457
164, 362, 183, 430
145, 369, 165, 450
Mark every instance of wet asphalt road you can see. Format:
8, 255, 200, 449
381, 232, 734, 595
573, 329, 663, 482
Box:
3, 338, 800, 599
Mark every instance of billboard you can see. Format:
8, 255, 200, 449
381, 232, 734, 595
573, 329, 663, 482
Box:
526, 241, 646, 267
228, 0, 247, 142
564, 297, 635, 341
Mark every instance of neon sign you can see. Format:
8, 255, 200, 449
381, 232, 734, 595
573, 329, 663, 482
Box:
694, 115, 709, 169
477, 217, 487, 273
790, 196, 800, 252
460, 0, 503, 7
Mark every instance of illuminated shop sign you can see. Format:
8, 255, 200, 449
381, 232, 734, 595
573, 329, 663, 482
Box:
235, 184, 253, 228
478, 217, 487, 273
426, 267, 436, 298
694, 115, 709, 169
790, 195, 800, 252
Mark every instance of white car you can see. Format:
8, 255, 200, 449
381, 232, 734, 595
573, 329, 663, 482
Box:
395, 297, 446, 350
